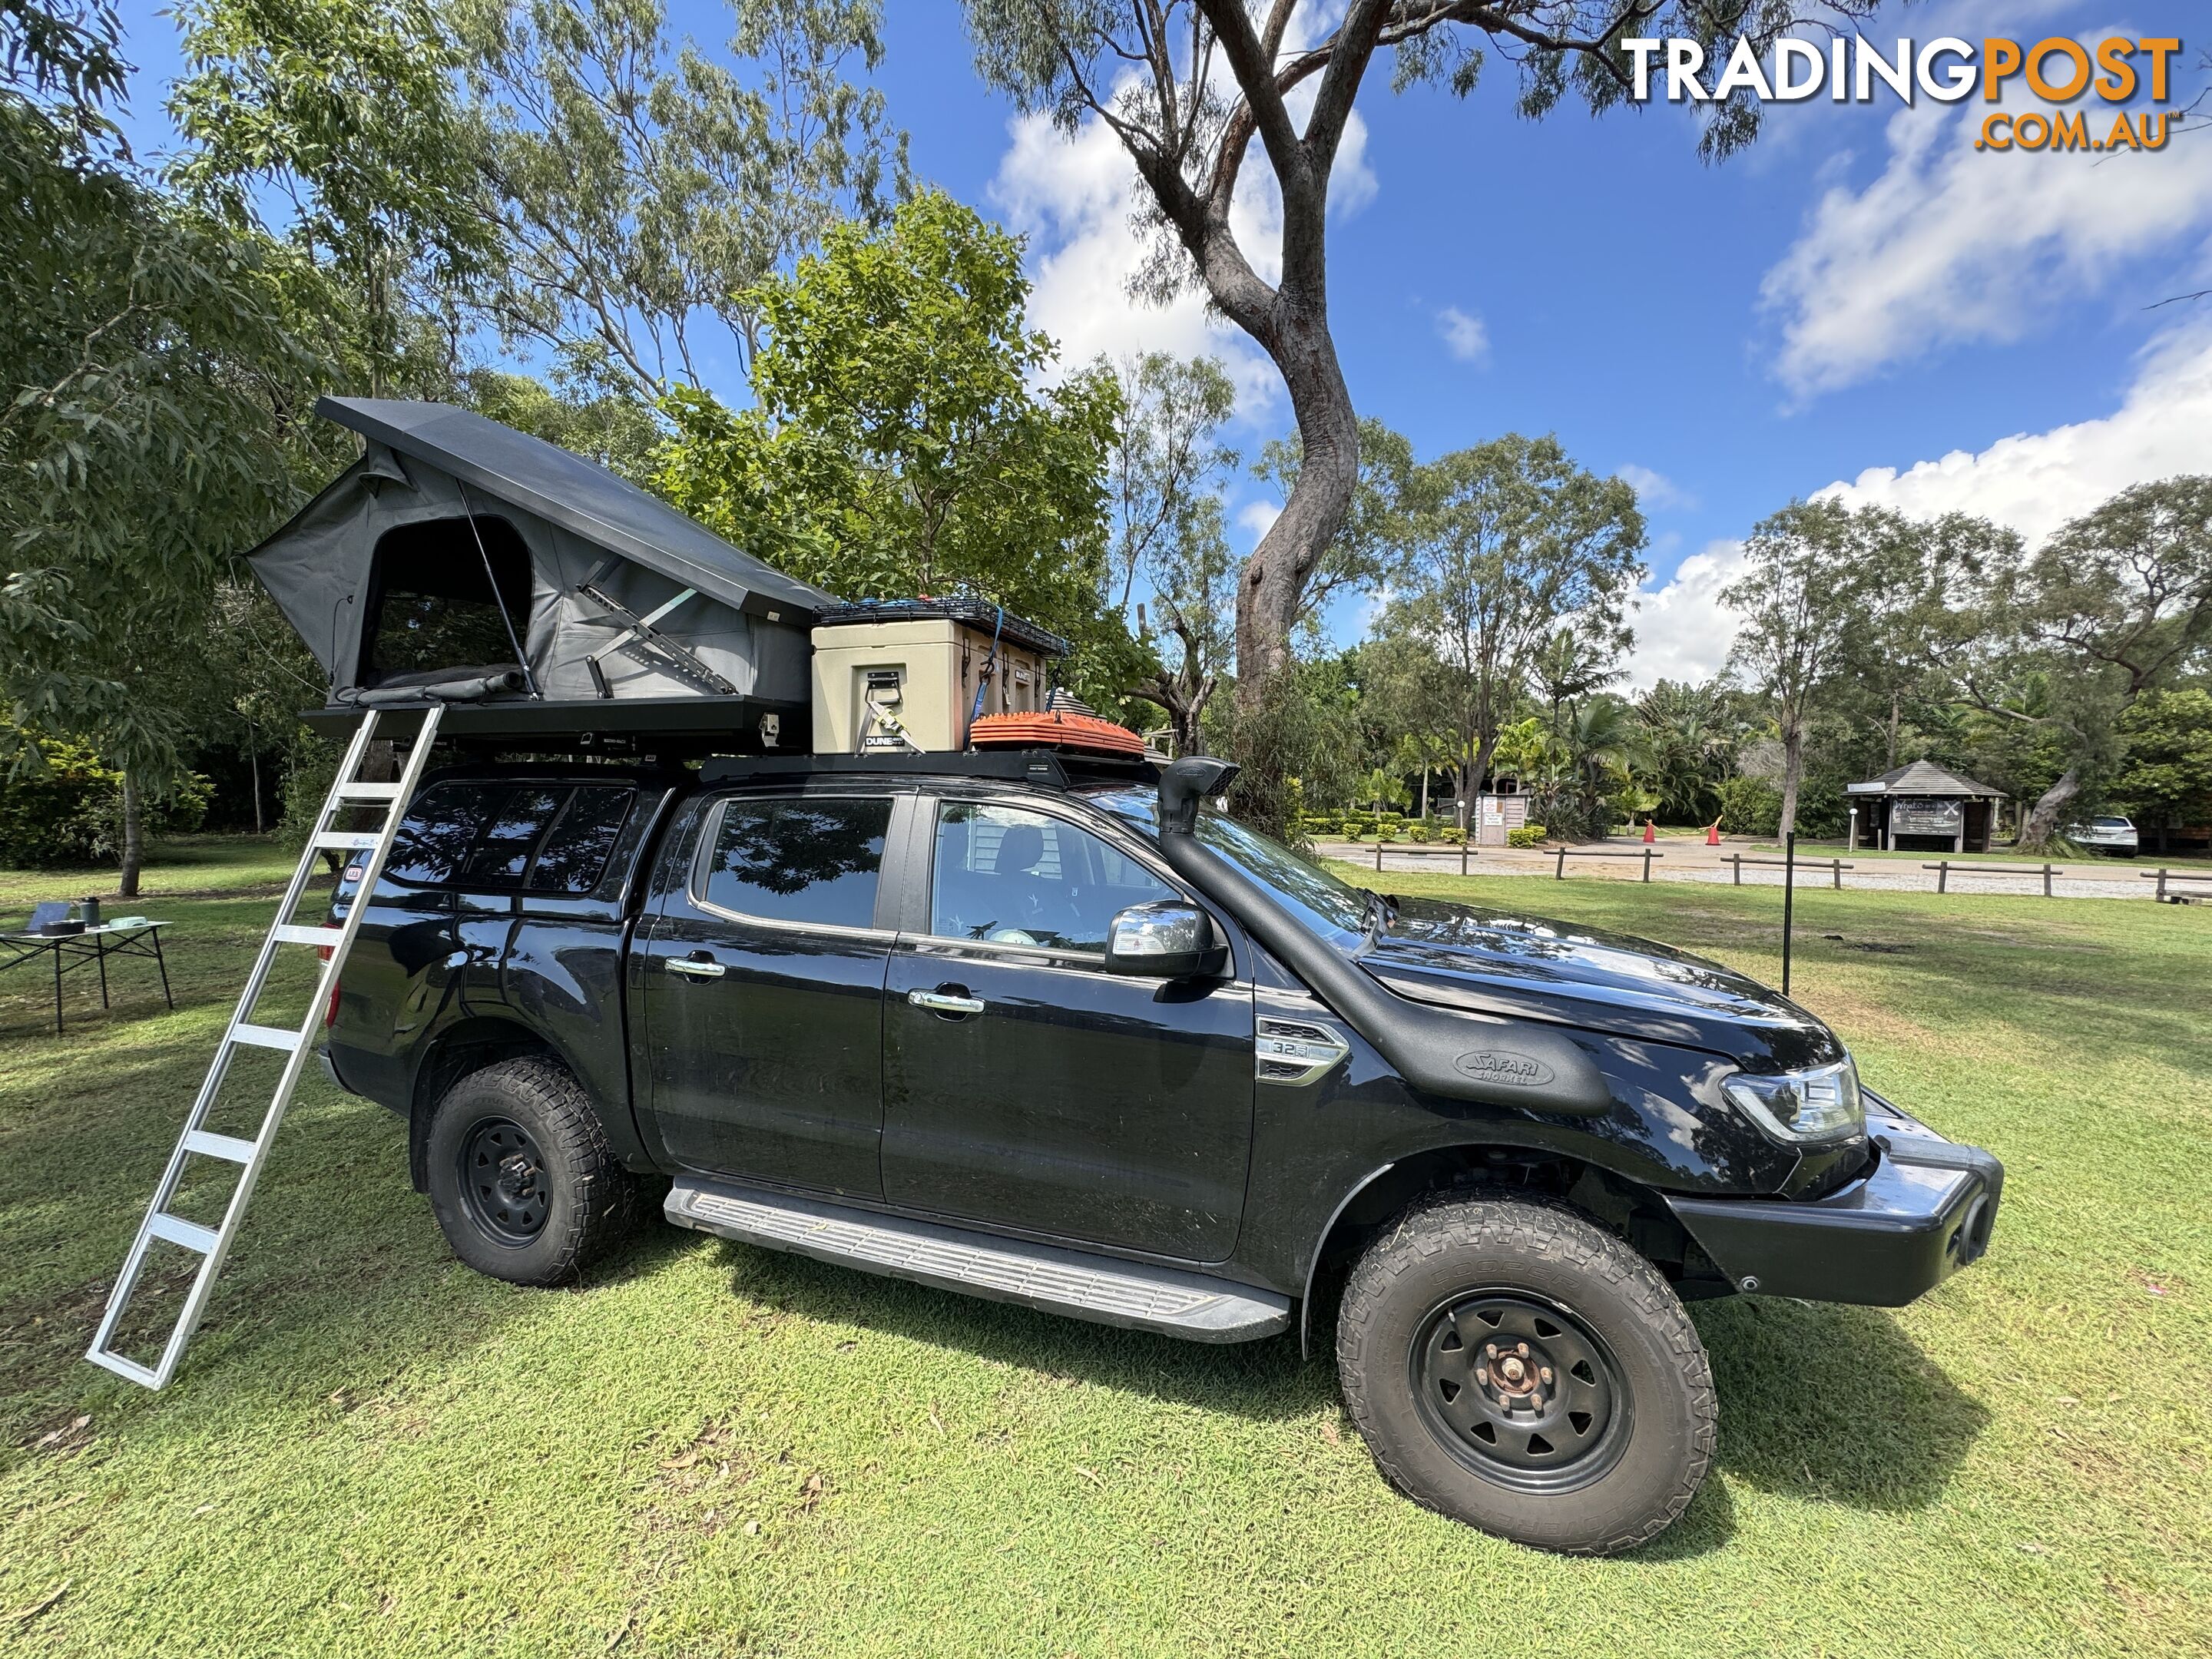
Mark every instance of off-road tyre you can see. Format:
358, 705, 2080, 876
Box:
1336, 1193, 1716, 1556
425, 1057, 642, 1286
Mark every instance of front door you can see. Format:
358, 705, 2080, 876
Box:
636, 790, 899, 1199
882, 798, 1255, 1261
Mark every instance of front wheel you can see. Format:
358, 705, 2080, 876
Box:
425, 1057, 641, 1286
1336, 1194, 1716, 1555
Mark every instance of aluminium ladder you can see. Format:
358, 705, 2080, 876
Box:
86, 707, 443, 1389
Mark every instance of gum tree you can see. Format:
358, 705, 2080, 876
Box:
961, 0, 1870, 756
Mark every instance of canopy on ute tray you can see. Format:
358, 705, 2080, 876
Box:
249, 397, 836, 741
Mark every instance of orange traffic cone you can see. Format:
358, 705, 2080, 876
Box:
1642, 819, 1656, 845
1706, 819, 1721, 846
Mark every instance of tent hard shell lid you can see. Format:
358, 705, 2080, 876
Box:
248, 397, 836, 743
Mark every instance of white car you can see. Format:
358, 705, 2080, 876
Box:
2067, 816, 2138, 855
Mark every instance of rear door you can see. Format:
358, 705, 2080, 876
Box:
634, 788, 901, 1200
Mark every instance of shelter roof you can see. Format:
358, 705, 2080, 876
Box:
1845, 760, 2007, 798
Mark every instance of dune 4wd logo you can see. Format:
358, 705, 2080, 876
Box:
1622, 35, 2184, 152
1452, 1051, 1557, 1089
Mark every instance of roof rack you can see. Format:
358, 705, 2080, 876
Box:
699, 749, 1161, 790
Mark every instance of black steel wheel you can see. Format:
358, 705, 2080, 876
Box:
1337, 1194, 1716, 1555
459, 1117, 551, 1245
1410, 1291, 1630, 1492
424, 1058, 642, 1286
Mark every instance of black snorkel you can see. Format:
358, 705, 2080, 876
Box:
1154, 757, 1611, 1117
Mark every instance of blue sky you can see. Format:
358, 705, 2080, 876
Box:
110, 1, 2212, 683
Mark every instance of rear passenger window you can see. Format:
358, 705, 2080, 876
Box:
530, 786, 634, 893
463, 787, 568, 886
386, 783, 499, 886
700, 797, 891, 929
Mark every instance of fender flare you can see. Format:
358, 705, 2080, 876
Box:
1297, 1161, 1398, 1359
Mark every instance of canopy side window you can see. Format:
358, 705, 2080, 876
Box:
359, 515, 534, 687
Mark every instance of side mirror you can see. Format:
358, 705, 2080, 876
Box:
1103, 901, 1226, 980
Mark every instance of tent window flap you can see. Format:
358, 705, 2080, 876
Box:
360, 515, 535, 687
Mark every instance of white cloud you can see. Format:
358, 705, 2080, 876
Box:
1435, 306, 1488, 363
1622, 540, 1749, 692
1761, 84, 2212, 398
1817, 326, 2212, 542
988, 70, 1378, 419
1236, 499, 1283, 543
1615, 464, 1695, 512
1626, 326, 2212, 690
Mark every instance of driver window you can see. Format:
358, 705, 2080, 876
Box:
931, 802, 1175, 953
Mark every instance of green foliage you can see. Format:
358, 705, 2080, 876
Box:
462, 369, 663, 486
1508, 823, 1547, 848
2114, 689, 2212, 830
171, 0, 495, 385
1111, 352, 1239, 750
657, 189, 1130, 697
0, 724, 208, 866
2, 0, 333, 796
458, 0, 906, 396
1718, 776, 1783, 837
1377, 432, 1644, 796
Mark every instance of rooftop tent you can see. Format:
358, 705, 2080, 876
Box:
248, 397, 837, 740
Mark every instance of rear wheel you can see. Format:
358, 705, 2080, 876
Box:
425, 1058, 641, 1285
1336, 1194, 1715, 1555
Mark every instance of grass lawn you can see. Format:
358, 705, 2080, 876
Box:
2, 839, 2207, 1657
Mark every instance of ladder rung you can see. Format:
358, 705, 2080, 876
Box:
183, 1129, 259, 1164
230, 1023, 302, 1053
86, 1349, 161, 1387
336, 782, 402, 800
147, 1212, 220, 1254
312, 832, 382, 852
273, 925, 344, 948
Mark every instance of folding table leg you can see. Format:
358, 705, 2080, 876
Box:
97, 937, 111, 1008
52, 947, 63, 1035
151, 929, 173, 1009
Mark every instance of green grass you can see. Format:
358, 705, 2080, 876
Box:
2, 842, 2207, 1656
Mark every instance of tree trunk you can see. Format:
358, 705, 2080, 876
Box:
1778, 724, 1804, 841
249, 739, 263, 836
119, 772, 144, 899
1231, 306, 1359, 721
2019, 767, 2081, 851
1886, 690, 1901, 770
1419, 770, 1429, 820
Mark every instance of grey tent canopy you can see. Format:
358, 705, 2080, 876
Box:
248, 397, 836, 739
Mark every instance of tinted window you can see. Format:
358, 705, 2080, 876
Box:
931, 802, 1175, 952
386, 783, 499, 886
530, 786, 634, 893
700, 797, 891, 929
1083, 785, 1367, 941
463, 787, 569, 886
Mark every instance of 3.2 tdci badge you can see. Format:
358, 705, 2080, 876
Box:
1453, 1050, 1555, 1088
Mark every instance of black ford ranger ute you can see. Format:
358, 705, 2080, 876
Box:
325, 749, 2002, 1555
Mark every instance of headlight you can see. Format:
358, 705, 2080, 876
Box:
1721, 1058, 1864, 1144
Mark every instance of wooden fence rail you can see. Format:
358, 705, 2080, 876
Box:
2141, 868, 2212, 902
1554, 847, 1664, 882
1724, 854, 1853, 890
1924, 860, 2059, 897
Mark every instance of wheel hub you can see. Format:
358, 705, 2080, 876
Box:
459, 1118, 549, 1245
1410, 1291, 1631, 1493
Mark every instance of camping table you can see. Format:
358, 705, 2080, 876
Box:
0, 920, 173, 1035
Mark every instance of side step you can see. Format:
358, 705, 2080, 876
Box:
666, 1177, 1290, 1343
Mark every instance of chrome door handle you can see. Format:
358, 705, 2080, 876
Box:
666, 955, 726, 979
908, 988, 984, 1015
